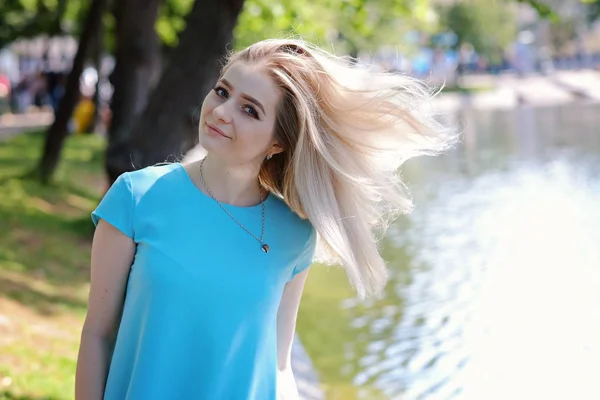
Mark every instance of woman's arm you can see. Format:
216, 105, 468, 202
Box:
75, 220, 135, 400
277, 268, 310, 400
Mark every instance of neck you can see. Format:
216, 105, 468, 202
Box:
197, 155, 263, 207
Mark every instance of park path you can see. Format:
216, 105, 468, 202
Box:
0, 111, 53, 140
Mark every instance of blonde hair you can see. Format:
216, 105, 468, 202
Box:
224, 39, 454, 298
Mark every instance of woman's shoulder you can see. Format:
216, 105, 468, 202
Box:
125, 162, 182, 200
127, 162, 180, 181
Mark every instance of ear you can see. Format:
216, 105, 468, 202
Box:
269, 141, 285, 156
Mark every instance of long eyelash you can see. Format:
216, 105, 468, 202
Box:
244, 106, 259, 119
213, 86, 227, 97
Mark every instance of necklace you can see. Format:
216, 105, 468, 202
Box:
199, 159, 270, 253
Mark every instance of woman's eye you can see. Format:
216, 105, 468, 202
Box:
243, 105, 259, 119
213, 86, 228, 98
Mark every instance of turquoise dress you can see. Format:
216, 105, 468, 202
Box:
91, 163, 316, 400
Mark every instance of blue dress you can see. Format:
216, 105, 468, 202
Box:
91, 163, 316, 400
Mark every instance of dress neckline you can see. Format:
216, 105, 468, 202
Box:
175, 162, 270, 212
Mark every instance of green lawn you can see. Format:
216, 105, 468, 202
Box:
0, 131, 381, 400
0, 132, 105, 400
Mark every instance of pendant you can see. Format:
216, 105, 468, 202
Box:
261, 244, 270, 253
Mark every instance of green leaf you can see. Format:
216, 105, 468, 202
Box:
514, 0, 559, 21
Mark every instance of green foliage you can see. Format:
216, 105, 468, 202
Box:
0, 0, 87, 49
513, 0, 600, 22
0, 0, 194, 53
585, 0, 600, 22
234, 0, 435, 55
233, 0, 337, 50
156, 0, 195, 47
336, 0, 438, 56
437, 0, 517, 64
514, 0, 558, 21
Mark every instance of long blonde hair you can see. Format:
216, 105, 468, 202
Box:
223, 39, 454, 298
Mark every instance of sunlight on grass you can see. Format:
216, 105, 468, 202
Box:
0, 132, 103, 399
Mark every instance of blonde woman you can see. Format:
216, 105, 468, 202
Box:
75, 39, 452, 400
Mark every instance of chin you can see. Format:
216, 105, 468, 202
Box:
198, 134, 213, 150
198, 132, 226, 156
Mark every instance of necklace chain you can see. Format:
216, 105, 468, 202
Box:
199, 159, 269, 253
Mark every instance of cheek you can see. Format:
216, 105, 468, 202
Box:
237, 126, 275, 149
199, 95, 215, 120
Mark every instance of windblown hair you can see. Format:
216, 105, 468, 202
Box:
224, 39, 454, 298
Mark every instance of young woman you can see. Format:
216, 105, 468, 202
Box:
75, 39, 452, 400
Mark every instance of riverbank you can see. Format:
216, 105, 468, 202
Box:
431, 69, 600, 113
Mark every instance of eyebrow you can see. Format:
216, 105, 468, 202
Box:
220, 78, 266, 116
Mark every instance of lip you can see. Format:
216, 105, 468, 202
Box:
206, 123, 230, 139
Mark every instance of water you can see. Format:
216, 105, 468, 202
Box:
343, 103, 600, 400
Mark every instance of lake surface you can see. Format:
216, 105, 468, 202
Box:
341, 103, 600, 400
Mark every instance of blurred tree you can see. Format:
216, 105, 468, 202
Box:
530, 0, 595, 56
234, 0, 434, 56
156, 0, 195, 47
105, 0, 163, 183
121, 0, 245, 173
0, 0, 194, 51
587, 0, 600, 22
513, 0, 556, 20
17, 0, 192, 182
233, 0, 335, 50
37, 0, 108, 183
335, 0, 435, 57
0, 0, 90, 49
91, 6, 105, 131
436, 0, 517, 65
548, 18, 578, 56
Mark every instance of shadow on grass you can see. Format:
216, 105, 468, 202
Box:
0, 130, 106, 315
0, 275, 87, 315
0, 130, 105, 177
0, 215, 93, 291
0, 392, 62, 400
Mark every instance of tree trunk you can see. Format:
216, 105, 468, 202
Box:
122, 0, 245, 172
36, 0, 107, 184
104, 0, 162, 183
91, 12, 104, 133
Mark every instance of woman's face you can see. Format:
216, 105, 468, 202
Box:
199, 61, 283, 165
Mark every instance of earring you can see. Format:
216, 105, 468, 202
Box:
266, 154, 272, 161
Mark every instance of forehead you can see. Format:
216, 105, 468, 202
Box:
220, 62, 280, 110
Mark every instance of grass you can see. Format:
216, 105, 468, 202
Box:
440, 84, 494, 94
0, 131, 383, 399
0, 131, 105, 399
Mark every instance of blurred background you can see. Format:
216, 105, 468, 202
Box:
1, 0, 599, 399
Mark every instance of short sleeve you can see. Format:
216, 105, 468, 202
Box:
91, 172, 135, 238
289, 226, 317, 281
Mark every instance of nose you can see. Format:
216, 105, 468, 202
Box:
212, 102, 232, 124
